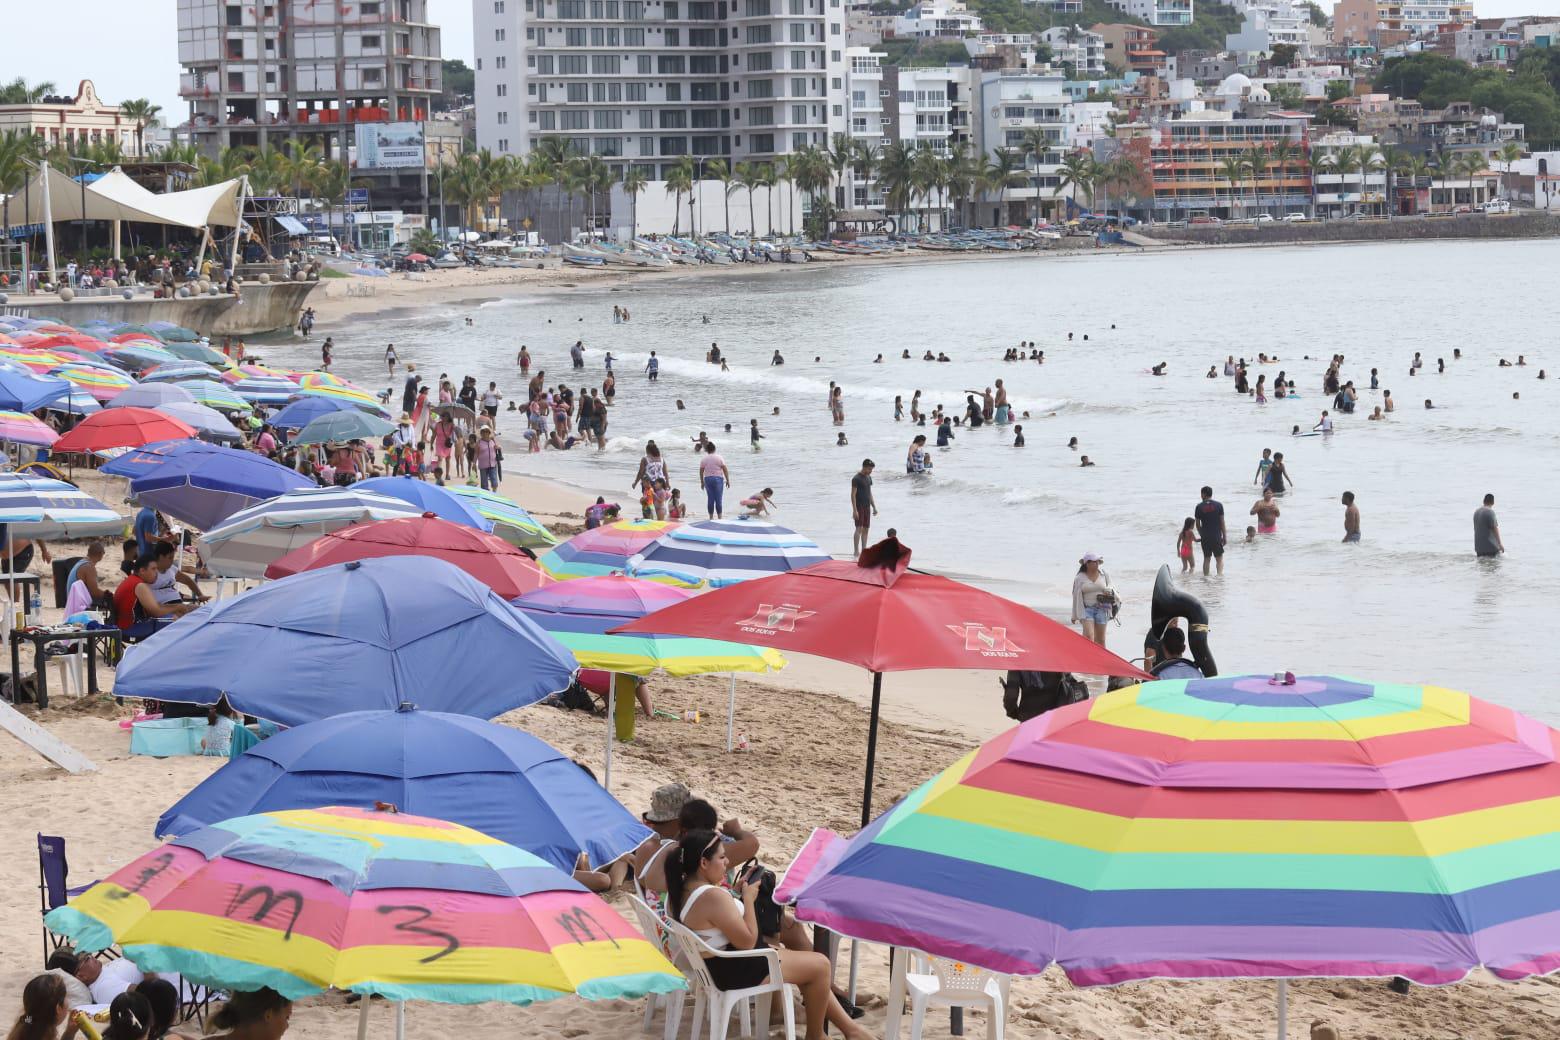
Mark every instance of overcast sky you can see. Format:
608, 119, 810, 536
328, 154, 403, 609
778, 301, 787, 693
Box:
2, 0, 1557, 123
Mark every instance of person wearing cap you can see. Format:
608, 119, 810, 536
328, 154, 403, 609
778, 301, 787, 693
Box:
850, 459, 877, 556
401, 364, 420, 416
635, 786, 758, 895
1070, 552, 1115, 649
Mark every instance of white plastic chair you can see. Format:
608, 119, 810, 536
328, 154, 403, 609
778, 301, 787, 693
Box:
627, 891, 688, 1040
45, 642, 85, 699
662, 916, 797, 1040
905, 953, 1010, 1040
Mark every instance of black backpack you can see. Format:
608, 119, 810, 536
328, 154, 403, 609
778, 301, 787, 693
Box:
1000, 670, 1089, 722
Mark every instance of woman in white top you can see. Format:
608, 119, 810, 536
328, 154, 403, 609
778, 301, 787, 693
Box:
1070, 552, 1114, 649
666, 831, 869, 1040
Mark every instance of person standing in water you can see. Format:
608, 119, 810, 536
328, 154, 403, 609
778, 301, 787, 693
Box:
993, 380, 1010, 423
1341, 491, 1360, 543
385, 343, 398, 374
850, 459, 877, 555
645, 351, 660, 381
699, 441, 729, 519
1251, 488, 1281, 533
1265, 452, 1291, 494
1195, 486, 1227, 576
1474, 493, 1504, 557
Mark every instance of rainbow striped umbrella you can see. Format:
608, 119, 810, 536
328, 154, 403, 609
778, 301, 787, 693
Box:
780, 674, 1560, 992
225, 363, 300, 383
626, 517, 829, 589
229, 374, 300, 406
513, 575, 782, 677
297, 371, 355, 390
0, 347, 89, 373
180, 378, 254, 414
297, 382, 387, 413
539, 519, 681, 581
141, 360, 224, 383
49, 363, 135, 402
44, 805, 684, 1004
447, 485, 558, 549
0, 410, 59, 447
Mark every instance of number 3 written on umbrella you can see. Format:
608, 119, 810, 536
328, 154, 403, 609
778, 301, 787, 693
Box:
378, 905, 462, 963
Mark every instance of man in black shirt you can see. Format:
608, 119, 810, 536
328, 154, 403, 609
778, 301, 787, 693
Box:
1194, 485, 1226, 576
851, 460, 877, 556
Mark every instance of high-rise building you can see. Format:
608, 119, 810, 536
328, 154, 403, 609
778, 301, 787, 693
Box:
473, 0, 846, 174
176, 0, 444, 159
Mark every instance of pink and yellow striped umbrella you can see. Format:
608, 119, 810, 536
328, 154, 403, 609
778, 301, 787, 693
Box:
0, 410, 60, 447
48, 363, 136, 402
43, 806, 684, 1005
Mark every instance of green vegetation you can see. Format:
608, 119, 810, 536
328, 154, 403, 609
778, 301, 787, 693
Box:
1301, 1, 1327, 26
1154, 1, 1244, 56
880, 38, 976, 67
974, 0, 1144, 35
441, 59, 475, 106
1376, 52, 1560, 147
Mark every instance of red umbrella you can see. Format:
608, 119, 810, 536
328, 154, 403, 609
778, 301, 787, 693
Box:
53, 407, 198, 454
405, 252, 431, 262
265, 513, 552, 599
614, 537, 1150, 824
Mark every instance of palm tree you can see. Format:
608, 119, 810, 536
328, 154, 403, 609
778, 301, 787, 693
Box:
1330, 146, 1362, 216
734, 162, 761, 239
1267, 140, 1299, 215
119, 99, 163, 156
622, 166, 648, 240
1218, 155, 1248, 218
704, 159, 732, 233
1375, 144, 1403, 219
984, 147, 1026, 227
791, 146, 834, 238
1356, 145, 1384, 215
1104, 154, 1142, 222
0, 130, 42, 239
533, 136, 578, 236
315, 159, 358, 250
1495, 141, 1523, 202
777, 155, 797, 236
876, 142, 917, 231
282, 139, 325, 199
580, 155, 615, 230
1243, 146, 1269, 217
1306, 149, 1333, 217
0, 78, 56, 105
827, 133, 855, 210
664, 157, 693, 236
1401, 155, 1431, 215
1056, 151, 1092, 218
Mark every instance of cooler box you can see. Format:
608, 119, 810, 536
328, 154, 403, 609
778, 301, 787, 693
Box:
129, 717, 207, 757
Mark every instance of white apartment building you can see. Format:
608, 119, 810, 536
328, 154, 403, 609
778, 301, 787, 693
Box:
1310, 131, 1389, 217
1104, 0, 1192, 27
1038, 26, 1106, 77
176, 0, 443, 158
1225, 4, 1312, 58
978, 67, 1071, 223
893, 0, 984, 38
1022, 0, 1084, 13
474, 0, 845, 173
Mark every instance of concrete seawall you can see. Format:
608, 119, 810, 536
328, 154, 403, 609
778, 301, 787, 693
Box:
4, 281, 320, 336
1140, 212, 1560, 247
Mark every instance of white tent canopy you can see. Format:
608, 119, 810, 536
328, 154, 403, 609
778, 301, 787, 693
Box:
6, 166, 242, 229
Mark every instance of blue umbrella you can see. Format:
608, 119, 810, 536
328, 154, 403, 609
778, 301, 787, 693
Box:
102, 438, 313, 529
269, 395, 356, 431
355, 475, 495, 532
108, 382, 195, 410
0, 368, 70, 412
154, 705, 650, 872
113, 556, 578, 727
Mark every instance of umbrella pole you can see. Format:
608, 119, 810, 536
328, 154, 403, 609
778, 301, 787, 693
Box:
395, 1001, 406, 1040
354, 1000, 369, 1040
603, 672, 616, 790
860, 671, 883, 828
1276, 980, 1287, 1040
725, 671, 736, 752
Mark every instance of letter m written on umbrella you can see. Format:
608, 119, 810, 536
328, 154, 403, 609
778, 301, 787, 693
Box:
946, 623, 1023, 659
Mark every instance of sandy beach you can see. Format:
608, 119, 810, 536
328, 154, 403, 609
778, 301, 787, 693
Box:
3, 462, 1559, 1040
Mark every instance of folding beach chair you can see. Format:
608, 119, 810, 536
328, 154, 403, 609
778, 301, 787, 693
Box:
38, 834, 97, 966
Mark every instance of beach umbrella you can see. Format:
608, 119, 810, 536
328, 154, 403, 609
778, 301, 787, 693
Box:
109, 324, 168, 342
27, 333, 110, 353
113, 556, 577, 725
146, 321, 200, 342
164, 341, 236, 369
297, 381, 389, 414
47, 388, 103, 416
0, 346, 90, 372
0, 367, 70, 412
0, 473, 123, 598
431, 402, 476, 423
196, 485, 425, 579
103, 344, 180, 372
155, 706, 652, 872
140, 360, 224, 383
228, 374, 299, 406
49, 362, 135, 402
518, 575, 785, 783
155, 401, 243, 444
296, 371, 354, 390
777, 675, 1560, 1039
225, 363, 299, 383
265, 513, 551, 599
53, 407, 198, 454
625, 516, 829, 589
178, 379, 252, 414
615, 537, 1148, 825
44, 805, 683, 1005
354, 476, 494, 532
269, 395, 356, 431
446, 484, 558, 549
0, 411, 58, 447
540, 518, 680, 581
293, 409, 395, 446
108, 381, 196, 410
102, 439, 314, 530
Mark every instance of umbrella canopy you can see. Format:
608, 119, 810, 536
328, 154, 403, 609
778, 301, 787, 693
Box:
197, 485, 426, 578
102, 438, 314, 530
539, 518, 680, 581
0, 473, 124, 538
229, 363, 299, 382
178, 378, 252, 414
109, 324, 168, 342
0, 367, 70, 411
515, 575, 783, 677
164, 340, 237, 369
626, 517, 828, 589
446, 485, 558, 549
108, 381, 196, 410
45, 805, 683, 1004
270, 395, 356, 431
297, 382, 389, 413
780, 674, 1560, 989
0, 411, 59, 447
294, 409, 396, 446
156, 401, 243, 444
614, 537, 1147, 824
0, 346, 91, 372
140, 360, 224, 384
354, 476, 494, 532
432, 402, 477, 424
113, 556, 577, 726
49, 362, 135, 401
147, 322, 201, 343
103, 344, 180, 372
25, 332, 110, 354
53, 407, 198, 454
156, 706, 652, 871
47, 387, 104, 415
229, 374, 300, 405
266, 513, 552, 599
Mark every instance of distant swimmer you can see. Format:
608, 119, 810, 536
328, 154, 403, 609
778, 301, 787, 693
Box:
873, 354, 883, 364
902, 350, 911, 359
1368, 406, 1383, 420
1342, 491, 1360, 543
1424, 399, 1434, 409
923, 351, 936, 361
1067, 436, 1078, 450
994, 380, 1009, 423
771, 350, 784, 365
936, 353, 950, 362
1412, 352, 1423, 369
936, 417, 955, 446
1206, 366, 1218, 379
1151, 362, 1167, 376
1013, 425, 1025, 447
836, 433, 849, 446
1253, 448, 1272, 486
1250, 488, 1281, 534
1384, 390, 1394, 412
907, 435, 930, 473
1079, 455, 1095, 467
750, 419, 763, 451
1264, 452, 1291, 494
1314, 410, 1333, 434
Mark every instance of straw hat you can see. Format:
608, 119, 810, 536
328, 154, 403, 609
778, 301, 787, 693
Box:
643, 782, 691, 824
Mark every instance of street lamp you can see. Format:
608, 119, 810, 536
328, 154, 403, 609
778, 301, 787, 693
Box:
62, 156, 100, 262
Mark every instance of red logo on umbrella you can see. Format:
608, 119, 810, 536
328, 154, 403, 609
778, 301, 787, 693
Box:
737, 602, 816, 634
947, 623, 1023, 657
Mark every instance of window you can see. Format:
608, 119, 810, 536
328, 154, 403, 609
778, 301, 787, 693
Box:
498, 137, 509, 150
498, 111, 509, 123
638, 55, 653, 74
625, 27, 645, 44
567, 82, 589, 101
792, 104, 807, 123
594, 110, 623, 129
641, 137, 656, 155
561, 110, 589, 130
594, 138, 622, 156
658, 55, 685, 74
749, 106, 774, 125
831, 50, 840, 61
789, 24, 805, 42
364, 67, 384, 84
559, 0, 585, 13
692, 110, 719, 128
831, 76, 841, 88
496, 83, 507, 96
748, 53, 772, 71
607, 1, 620, 14
591, 28, 605, 45
494, 0, 504, 10
793, 77, 808, 95
495, 27, 505, 40
832, 104, 842, 116
690, 54, 718, 73
749, 79, 773, 98
495, 56, 506, 68
592, 55, 616, 73
752, 133, 774, 152
590, 0, 604, 14
639, 110, 655, 128
745, 0, 771, 14
666, 83, 682, 101
791, 50, 807, 68
689, 28, 718, 45
790, 0, 803, 11
592, 82, 606, 101
624, 0, 645, 17
830, 23, 839, 34
747, 25, 772, 43
565, 27, 586, 45
559, 54, 587, 73
626, 82, 647, 101
661, 110, 687, 128
660, 136, 688, 154
537, 55, 554, 73
664, 28, 680, 45
539, 111, 557, 129
665, 1, 678, 15
792, 131, 807, 150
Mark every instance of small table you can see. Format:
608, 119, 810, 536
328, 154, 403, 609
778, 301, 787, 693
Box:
0, 574, 43, 613
9, 627, 122, 709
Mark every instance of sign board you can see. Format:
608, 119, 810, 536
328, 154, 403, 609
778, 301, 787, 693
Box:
346, 188, 370, 205
354, 122, 426, 170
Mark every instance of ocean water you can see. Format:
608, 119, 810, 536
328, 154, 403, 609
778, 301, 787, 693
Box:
279, 239, 1560, 723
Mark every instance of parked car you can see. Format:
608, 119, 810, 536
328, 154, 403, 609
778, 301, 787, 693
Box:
1282, 212, 1309, 222
1253, 213, 1275, 224
1189, 215, 1220, 225
1481, 198, 1512, 214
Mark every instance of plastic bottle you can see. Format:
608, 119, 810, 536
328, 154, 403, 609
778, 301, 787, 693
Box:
29, 591, 40, 623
